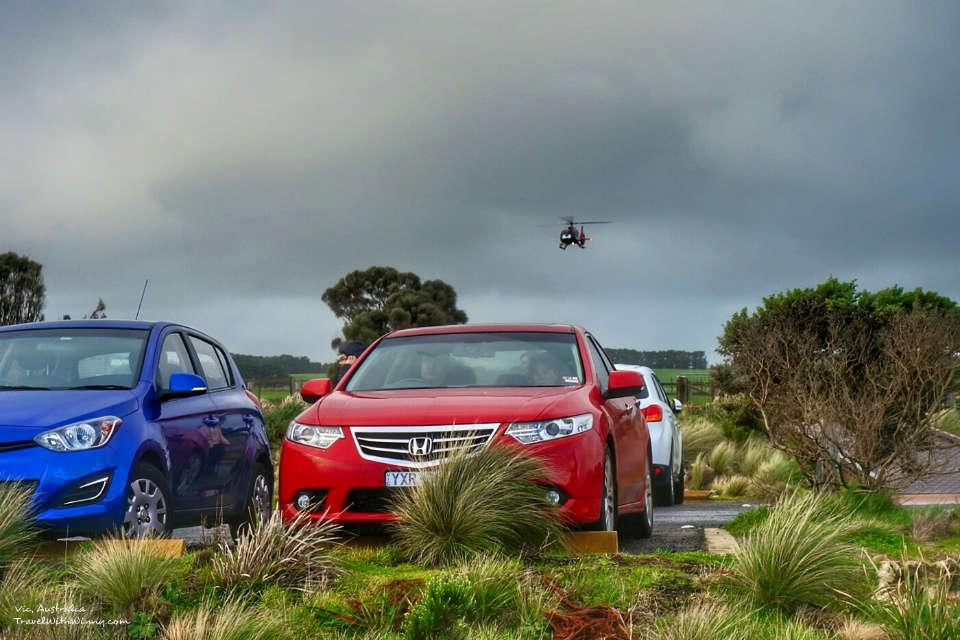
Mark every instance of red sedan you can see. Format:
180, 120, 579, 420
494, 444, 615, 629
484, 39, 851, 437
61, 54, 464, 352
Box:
279, 324, 653, 535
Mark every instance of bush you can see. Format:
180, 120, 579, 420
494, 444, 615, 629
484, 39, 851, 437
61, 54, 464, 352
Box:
0, 481, 37, 569
389, 444, 563, 566
262, 395, 306, 449
712, 394, 765, 442
403, 574, 474, 640
726, 490, 870, 613
162, 599, 290, 640
75, 538, 181, 614
212, 509, 340, 593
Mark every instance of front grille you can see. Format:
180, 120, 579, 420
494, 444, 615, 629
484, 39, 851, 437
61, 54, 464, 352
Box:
345, 488, 401, 513
0, 440, 36, 454
350, 423, 499, 469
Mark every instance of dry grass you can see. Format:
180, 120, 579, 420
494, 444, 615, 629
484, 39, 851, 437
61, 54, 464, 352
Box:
680, 417, 725, 459
688, 453, 712, 490
909, 508, 954, 543
211, 509, 340, 593
708, 441, 738, 477
712, 474, 751, 498
644, 603, 754, 640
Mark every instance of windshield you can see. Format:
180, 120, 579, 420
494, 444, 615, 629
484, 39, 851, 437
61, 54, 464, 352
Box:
346, 332, 584, 391
0, 328, 149, 390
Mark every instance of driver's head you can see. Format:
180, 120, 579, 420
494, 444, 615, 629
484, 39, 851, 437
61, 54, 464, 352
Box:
419, 352, 447, 384
530, 352, 562, 386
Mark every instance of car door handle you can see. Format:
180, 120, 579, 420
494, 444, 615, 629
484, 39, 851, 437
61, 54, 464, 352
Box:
242, 414, 255, 425
202, 416, 221, 427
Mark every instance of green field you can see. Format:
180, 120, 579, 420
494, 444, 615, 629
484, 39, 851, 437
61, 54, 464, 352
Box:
648, 368, 710, 383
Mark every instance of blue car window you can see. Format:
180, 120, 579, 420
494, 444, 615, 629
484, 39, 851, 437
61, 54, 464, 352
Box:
156, 333, 197, 392
189, 337, 229, 390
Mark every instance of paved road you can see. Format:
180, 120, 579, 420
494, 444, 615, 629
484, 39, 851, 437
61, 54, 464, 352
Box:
619, 500, 760, 554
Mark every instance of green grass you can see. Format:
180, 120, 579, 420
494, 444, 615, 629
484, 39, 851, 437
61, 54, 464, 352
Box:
932, 407, 960, 437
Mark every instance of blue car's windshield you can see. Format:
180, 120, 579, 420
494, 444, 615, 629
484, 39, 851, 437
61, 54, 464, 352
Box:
346, 332, 584, 391
0, 328, 149, 390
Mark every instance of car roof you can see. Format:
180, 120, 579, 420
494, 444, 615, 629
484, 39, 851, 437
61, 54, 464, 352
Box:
0, 319, 194, 333
387, 323, 578, 338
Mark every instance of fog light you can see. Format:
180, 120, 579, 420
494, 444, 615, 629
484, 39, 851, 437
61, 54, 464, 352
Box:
545, 489, 562, 506
295, 492, 312, 511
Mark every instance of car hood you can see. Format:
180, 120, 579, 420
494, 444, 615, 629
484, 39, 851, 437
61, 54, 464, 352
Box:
0, 390, 140, 441
306, 387, 588, 427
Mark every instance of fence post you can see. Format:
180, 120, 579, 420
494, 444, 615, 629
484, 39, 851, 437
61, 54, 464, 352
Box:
290, 376, 296, 396
676, 376, 691, 405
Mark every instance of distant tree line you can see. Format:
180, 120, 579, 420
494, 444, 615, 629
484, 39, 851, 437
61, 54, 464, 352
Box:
231, 354, 332, 379
605, 348, 707, 369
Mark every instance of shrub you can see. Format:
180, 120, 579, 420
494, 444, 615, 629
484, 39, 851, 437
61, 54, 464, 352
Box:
910, 508, 954, 543
712, 475, 751, 498
708, 441, 737, 476
748, 453, 800, 500
262, 394, 306, 449
75, 538, 181, 614
212, 509, 340, 593
712, 394, 765, 442
0, 481, 37, 568
726, 490, 870, 613
162, 599, 290, 640
403, 574, 474, 640
389, 444, 563, 566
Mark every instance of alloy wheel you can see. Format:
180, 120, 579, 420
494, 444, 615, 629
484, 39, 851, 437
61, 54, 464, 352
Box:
252, 473, 271, 523
122, 477, 167, 537
602, 452, 616, 531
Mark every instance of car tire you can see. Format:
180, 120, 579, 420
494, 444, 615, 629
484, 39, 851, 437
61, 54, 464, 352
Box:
590, 446, 617, 532
674, 455, 685, 505
228, 462, 273, 539
654, 443, 676, 507
633, 453, 654, 538
122, 463, 172, 538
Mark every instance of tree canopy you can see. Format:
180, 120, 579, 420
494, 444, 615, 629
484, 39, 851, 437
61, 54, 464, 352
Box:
718, 277, 960, 490
604, 348, 707, 370
322, 266, 468, 349
0, 252, 45, 326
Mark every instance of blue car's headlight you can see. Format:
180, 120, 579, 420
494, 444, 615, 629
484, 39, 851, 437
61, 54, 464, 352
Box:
505, 413, 593, 444
34, 416, 122, 452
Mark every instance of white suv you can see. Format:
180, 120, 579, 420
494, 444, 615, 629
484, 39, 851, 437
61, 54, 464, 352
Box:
615, 364, 684, 506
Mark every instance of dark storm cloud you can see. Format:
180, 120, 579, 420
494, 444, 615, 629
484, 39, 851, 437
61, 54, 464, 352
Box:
1, 2, 958, 361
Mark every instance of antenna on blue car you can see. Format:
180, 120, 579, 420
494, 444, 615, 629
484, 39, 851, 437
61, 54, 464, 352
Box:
135, 279, 149, 320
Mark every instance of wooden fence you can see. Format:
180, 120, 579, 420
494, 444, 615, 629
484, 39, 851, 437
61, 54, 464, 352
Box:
661, 376, 714, 404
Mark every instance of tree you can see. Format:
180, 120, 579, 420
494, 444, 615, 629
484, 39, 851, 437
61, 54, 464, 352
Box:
0, 252, 45, 326
322, 266, 468, 349
718, 278, 960, 491
87, 298, 107, 319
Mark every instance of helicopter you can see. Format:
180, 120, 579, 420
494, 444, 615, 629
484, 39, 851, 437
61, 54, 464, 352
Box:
555, 216, 612, 250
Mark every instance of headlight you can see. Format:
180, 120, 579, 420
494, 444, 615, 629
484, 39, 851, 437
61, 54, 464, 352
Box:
34, 416, 122, 452
505, 413, 593, 445
285, 422, 343, 449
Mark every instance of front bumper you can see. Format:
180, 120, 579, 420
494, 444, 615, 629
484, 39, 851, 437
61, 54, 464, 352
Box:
0, 442, 132, 535
279, 424, 606, 525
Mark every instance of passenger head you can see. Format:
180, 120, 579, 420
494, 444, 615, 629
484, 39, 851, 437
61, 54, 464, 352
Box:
529, 352, 563, 386
419, 351, 448, 385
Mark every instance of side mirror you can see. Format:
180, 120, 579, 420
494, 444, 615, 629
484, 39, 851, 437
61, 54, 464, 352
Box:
161, 372, 207, 400
672, 398, 683, 414
301, 378, 332, 404
604, 370, 646, 400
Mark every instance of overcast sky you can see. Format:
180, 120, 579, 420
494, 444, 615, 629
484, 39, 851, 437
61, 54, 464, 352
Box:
2, 1, 958, 363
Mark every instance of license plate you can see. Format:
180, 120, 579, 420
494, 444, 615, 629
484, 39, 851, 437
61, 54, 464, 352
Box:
384, 470, 424, 487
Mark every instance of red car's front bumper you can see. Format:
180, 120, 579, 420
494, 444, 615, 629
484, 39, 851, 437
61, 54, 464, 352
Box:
278, 425, 605, 525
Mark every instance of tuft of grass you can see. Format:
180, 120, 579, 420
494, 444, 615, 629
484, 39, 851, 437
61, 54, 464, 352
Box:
644, 603, 755, 640
909, 507, 955, 543
708, 441, 738, 476
0, 481, 37, 568
211, 509, 340, 594
389, 444, 563, 566
688, 453, 712, 490
712, 474, 751, 498
748, 453, 799, 499
738, 437, 774, 477
726, 490, 870, 613
680, 417, 725, 459
74, 537, 181, 614
162, 599, 290, 640
0, 559, 50, 632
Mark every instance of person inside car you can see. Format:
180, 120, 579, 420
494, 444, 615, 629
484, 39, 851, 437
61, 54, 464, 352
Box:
529, 351, 564, 386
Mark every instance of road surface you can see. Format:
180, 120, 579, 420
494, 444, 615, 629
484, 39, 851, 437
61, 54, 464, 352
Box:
619, 499, 760, 554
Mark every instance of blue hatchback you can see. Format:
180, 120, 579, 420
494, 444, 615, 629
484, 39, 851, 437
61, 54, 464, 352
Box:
0, 320, 273, 537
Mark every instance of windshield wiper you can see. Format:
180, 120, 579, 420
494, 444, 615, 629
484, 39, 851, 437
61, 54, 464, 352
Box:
64, 384, 130, 390
0, 385, 51, 390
